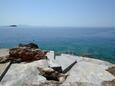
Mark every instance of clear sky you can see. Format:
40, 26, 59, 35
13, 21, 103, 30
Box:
0, 0, 115, 27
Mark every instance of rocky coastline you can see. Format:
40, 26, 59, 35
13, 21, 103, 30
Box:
0, 43, 115, 86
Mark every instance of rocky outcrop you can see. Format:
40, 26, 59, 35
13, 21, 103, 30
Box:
9, 47, 47, 62
0, 43, 47, 63
0, 49, 115, 86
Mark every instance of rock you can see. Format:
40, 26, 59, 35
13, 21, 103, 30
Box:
23, 81, 61, 86
0, 56, 9, 63
106, 66, 115, 76
55, 54, 115, 85
9, 47, 47, 62
18, 43, 39, 49
0, 44, 47, 63
0, 49, 9, 63
0, 50, 115, 86
101, 79, 115, 86
0, 60, 48, 86
21, 81, 101, 86
37, 67, 68, 83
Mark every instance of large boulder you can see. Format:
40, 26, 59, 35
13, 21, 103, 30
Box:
0, 44, 47, 63
9, 48, 47, 62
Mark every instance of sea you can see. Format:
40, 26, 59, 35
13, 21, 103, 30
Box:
0, 26, 115, 63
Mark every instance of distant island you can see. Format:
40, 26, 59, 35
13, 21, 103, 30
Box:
9, 25, 17, 27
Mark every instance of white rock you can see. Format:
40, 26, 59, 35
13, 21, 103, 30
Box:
55, 54, 115, 85
0, 60, 48, 86
0, 50, 115, 86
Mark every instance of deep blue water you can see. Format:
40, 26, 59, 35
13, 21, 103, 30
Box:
0, 27, 115, 63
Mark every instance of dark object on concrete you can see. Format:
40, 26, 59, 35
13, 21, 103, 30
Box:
0, 60, 13, 82
18, 43, 39, 49
62, 61, 77, 74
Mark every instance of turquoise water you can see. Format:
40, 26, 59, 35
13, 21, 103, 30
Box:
0, 27, 115, 63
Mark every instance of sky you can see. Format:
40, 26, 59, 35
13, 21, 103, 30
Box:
0, 0, 115, 27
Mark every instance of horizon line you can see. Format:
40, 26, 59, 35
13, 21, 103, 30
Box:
0, 25, 115, 28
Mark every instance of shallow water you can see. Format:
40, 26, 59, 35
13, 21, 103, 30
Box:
0, 27, 115, 63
